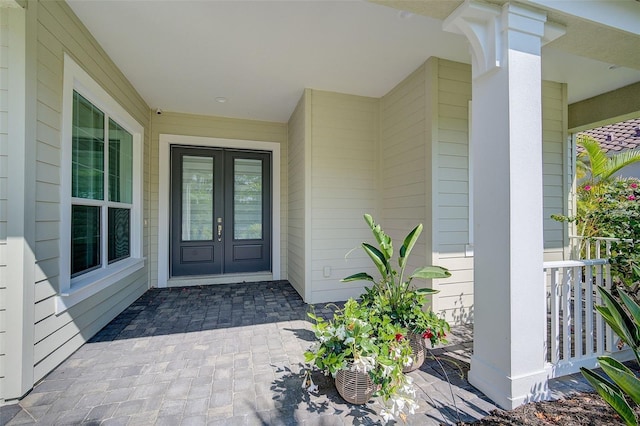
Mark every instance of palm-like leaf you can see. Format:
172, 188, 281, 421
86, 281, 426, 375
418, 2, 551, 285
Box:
341, 272, 375, 283
410, 266, 451, 280
605, 149, 640, 181
620, 291, 640, 338
581, 366, 637, 426
598, 356, 640, 405
362, 243, 390, 279
579, 137, 609, 180
399, 224, 422, 269
578, 136, 640, 182
597, 287, 639, 350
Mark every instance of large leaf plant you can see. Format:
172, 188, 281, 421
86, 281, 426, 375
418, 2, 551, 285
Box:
581, 286, 640, 425
342, 214, 451, 345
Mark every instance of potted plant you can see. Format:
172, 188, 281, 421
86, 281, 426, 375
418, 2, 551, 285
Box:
342, 214, 451, 372
305, 299, 418, 422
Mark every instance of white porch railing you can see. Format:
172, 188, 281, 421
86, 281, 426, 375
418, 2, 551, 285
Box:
543, 258, 634, 378
569, 236, 615, 260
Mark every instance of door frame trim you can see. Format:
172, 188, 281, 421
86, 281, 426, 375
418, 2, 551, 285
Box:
158, 134, 281, 287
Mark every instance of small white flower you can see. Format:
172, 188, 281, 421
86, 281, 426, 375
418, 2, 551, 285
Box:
344, 336, 355, 345
351, 356, 376, 373
380, 408, 394, 423
381, 363, 394, 378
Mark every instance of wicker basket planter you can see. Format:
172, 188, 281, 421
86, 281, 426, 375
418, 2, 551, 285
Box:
335, 367, 375, 404
402, 331, 426, 373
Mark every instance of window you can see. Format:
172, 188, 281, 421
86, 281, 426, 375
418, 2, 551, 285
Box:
57, 54, 144, 313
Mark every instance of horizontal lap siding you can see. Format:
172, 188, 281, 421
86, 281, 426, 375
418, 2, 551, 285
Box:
542, 81, 568, 261
31, 1, 150, 382
287, 94, 306, 299
380, 64, 429, 284
0, 10, 8, 396
434, 59, 473, 323
309, 90, 378, 303
150, 112, 288, 289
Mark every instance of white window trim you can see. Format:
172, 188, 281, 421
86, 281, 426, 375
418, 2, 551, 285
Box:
56, 53, 144, 314
157, 134, 281, 287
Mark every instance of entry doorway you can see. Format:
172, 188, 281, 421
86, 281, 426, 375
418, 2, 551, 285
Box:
170, 146, 272, 276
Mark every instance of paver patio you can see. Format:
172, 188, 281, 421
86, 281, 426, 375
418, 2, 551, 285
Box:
0, 281, 592, 425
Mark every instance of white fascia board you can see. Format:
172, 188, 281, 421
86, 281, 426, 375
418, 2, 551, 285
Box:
525, 0, 640, 36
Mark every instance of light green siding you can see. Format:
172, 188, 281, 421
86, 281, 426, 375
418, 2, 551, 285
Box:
150, 111, 288, 289
307, 90, 379, 303
3, 0, 151, 401
378, 58, 569, 324
432, 59, 473, 324
379, 61, 432, 298
542, 81, 569, 261
287, 91, 308, 299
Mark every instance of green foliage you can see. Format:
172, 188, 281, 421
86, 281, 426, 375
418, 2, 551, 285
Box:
553, 136, 640, 286
581, 286, 640, 425
595, 287, 640, 364
578, 136, 640, 183
581, 363, 638, 426
343, 214, 451, 346
304, 299, 417, 420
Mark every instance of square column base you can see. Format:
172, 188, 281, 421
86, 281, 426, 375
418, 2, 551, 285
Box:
468, 355, 550, 410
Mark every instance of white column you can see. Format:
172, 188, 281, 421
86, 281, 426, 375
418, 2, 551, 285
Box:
444, 1, 564, 409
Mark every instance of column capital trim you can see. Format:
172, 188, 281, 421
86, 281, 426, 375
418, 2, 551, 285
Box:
443, 0, 565, 78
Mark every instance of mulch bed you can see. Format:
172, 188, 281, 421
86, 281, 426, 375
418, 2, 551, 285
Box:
458, 392, 635, 425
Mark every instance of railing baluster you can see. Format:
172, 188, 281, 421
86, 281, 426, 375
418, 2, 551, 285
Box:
605, 261, 614, 353
595, 263, 604, 354
550, 268, 560, 364
585, 264, 594, 357
574, 266, 583, 358
563, 266, 572, 362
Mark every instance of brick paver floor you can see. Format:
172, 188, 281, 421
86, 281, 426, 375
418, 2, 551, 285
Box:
0, 281, 590, 425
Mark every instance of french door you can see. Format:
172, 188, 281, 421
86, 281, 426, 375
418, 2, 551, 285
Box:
170, 146, 271, 276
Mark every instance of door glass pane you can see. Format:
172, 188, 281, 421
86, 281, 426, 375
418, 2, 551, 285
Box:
108, 119, 133, 203
71, 205, 101, 276
72, 91, 104, 200
108, 207, 130, 263
182, 156, 214, 241
234, 158, 262, 240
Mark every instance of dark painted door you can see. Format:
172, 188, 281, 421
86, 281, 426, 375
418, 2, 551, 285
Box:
170, 146, 271, 276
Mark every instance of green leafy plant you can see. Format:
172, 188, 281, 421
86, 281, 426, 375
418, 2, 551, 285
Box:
552, 138, 640, 287
342, 214, 451, 345
580, 286, 640, 425
304, 299, 417, 422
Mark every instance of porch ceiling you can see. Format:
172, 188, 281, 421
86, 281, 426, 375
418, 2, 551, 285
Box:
66, 0, 640, 123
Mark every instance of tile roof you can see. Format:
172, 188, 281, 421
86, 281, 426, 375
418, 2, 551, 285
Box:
577, 117, 640, 153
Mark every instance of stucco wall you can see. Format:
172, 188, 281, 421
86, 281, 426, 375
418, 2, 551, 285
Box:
569, 82, 640, 131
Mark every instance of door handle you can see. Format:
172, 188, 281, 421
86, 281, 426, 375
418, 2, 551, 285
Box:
217, 218, 223, 241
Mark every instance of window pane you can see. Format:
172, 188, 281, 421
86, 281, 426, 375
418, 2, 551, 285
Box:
108, 208, 130, 263
72, 91, 104, 200
234, 158, 262, 240
182, 156, 214, 241
108, 119, 133, 203
71, 205, 101, 276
